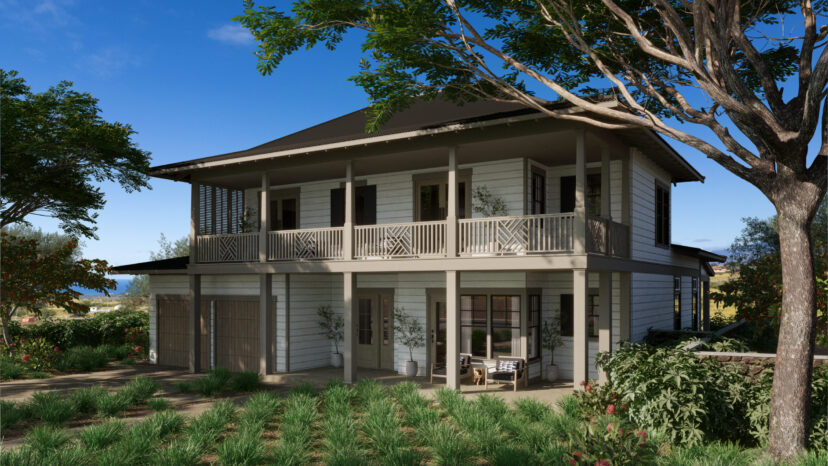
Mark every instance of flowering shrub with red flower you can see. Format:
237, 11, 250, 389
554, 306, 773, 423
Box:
0, 233, 115, 353
567, 416, 656, 465
123, 327, 148, 360
573, 380, 627, 421
13, 337, 58, 371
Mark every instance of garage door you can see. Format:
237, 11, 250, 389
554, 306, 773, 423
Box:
213, 298, 260, 372
157, 296, 191, 368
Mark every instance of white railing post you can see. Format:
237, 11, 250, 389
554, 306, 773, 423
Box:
447, 147, 458, 257
574, 130, 587, 254
260, 173, 270, 262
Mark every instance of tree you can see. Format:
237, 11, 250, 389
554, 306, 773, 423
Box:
0, 232, 115, 353
0, 69, 151, 239
0, 224, 83, 261
123, 234, 190, 307
237, 1, 828, 456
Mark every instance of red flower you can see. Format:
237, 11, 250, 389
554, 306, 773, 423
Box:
54, 346, 60, 353
125, 328, 129, 333
594, 460, 611, 466
572, 451, 583, 460
640, 441, 647, 448
21, 354, 30, 362
606, 404, 616, 415
621, 404, 627, 410
585, 385, 592, 392
618, 428, 624, 435
134, 346, 142, 353
45, 356, 51, 361
570, 460, 577, 466
606, 423, 614, 433
579, 380, 586, 386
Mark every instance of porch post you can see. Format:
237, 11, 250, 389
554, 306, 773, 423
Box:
447, 147, 458, 257
601, 146, 611, 220
188, 274, 202, 373
190, 182, 199, 263
343, 161, 355, 260
620, 272, 631, 341
259, 173, 270, 262
259, 273, 273, 375
284, 274, 290, 372
446, 271, 461, 389
574, 130, 587, 254
573, 269, 589, 388
343, 272, 358, 383
598, 271, 612, 383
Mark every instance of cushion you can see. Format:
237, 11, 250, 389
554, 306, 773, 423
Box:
496, 359, 520, 373
460, 355, 470, 366
491, 371, 516, 381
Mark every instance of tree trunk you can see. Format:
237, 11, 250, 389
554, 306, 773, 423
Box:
2, 316, 13, 357
768, 193, 820, 458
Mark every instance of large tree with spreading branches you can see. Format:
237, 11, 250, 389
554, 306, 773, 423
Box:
237, 1, 827, 457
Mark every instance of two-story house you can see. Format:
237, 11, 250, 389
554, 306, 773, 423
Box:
113, 98, 724, 389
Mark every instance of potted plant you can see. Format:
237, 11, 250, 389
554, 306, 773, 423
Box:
393, 307, 425, 377
542, 317, 563, 381
317, 305, 344, 367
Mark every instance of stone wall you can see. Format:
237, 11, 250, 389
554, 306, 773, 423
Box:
695, 351, 828, 377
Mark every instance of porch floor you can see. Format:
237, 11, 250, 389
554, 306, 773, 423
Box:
262, 366, 574, 405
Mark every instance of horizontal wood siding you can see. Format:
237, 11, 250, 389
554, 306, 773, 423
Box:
630, 273, 674, 342
301, 180, 340, 229
288, 274, 341, 371
369, 172, 414, 224
471, 159, 525, 217
630, 151, 672, 263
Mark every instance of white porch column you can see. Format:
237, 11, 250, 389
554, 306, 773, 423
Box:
601, 146, 611, 220
259, 273, 273, 375
149, 293, 158, 364
284, 274, 290, 372
190, 182, 199, 264
259, 173, 270, 262
573, 269, 589, 388
598, 271, 612, 383
620, 272, 631, 341
573, 130, 587, 254
446, 271, 461, 389
343, 161, 355, 260
343, 272, 358, 383
447, 147, 458, 257
188, 274, 201, 373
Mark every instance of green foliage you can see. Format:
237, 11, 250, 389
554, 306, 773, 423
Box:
69, 386, 107, 414
0, 69, 150, 238
215, 426, 265, 466
120, 376, 159, 404
78, 419, 125, 449
96, 392, 131, 418
317, 304, 344, 354
54, 345, 109, 372
147, 397, 171, 412
418, 421, 473, 466
1, 400, 33, 430
230, 370, 261, 392
6, 309, 148, 351
541, 317, 563, 362
567, 416, 657, 465
23, 425, 70, 456
28, 391, 77, 426
0, 356, 25, 380
472, 185, 509, 217
13, 337, 58, 371
392, 306, 425, 362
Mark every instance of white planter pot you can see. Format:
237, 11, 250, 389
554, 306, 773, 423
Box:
404, 360, 418, 377
545, 364, 559, 382
331, 353, 343, 368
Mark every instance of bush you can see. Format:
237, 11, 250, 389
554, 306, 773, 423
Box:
1, 400, 32, 430
567, 416, 657, 465
230, 370, 261, 392
69, 386, 107, 414
120, 376, 159, 404
24, 425, 70, 456
15, 337, 59, 371
54, 345, 109, 372
6, 310, 149, 350
0, 357, 25, 380
96, 392, 130, 418
28, 391, 77, 426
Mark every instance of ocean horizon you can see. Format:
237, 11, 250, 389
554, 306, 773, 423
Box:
73, 278, 133, 297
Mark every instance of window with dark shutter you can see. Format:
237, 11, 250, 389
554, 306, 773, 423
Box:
655, 183, 670, 247
560, 176, 575, 213
560, 294, 574, 337
330, 188, 345, 227
532, 171, 546, 214
331, 185, 377, 226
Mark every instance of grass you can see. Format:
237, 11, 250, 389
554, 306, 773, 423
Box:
175, 367, 261, 397
0, 358, 25, 380
147, 397, 171, 411
29, 391, 78, 426
77, 419, 125, 449
0, 400, 32, 430
69, 386, 107, 414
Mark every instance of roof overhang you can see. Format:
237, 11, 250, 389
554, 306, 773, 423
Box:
111, 256, 189, 275
671, 243, 727, 276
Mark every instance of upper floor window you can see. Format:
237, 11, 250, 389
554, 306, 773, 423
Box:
413, 174, 470, 221
655, 182, 670, 247
560, 174, 601, 215
673, 277, 682, 330
531, 170, 546, 215
330, 185, 377, 227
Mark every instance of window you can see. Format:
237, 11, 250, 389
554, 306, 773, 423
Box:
491, 296, 521, 358
528, 295, 541, 359
414, 179, 469, 221
560, 176, 575, 213
260, 189, 300, 231
560, 293, 598, 337
531, 170, 546, 214
691, 278, 699, 331
359, 298, 373, 345
655, 182, 670, 247
460, 295, 487, 357
673, 277, 682, 330
560, 174, 601, 215
330, 185, 377, 227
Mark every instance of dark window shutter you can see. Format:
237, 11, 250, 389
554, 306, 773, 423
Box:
358, 185, 377, 225
330, 188, 345, 227
560, 176, 575, 213
560, 294, 574, 337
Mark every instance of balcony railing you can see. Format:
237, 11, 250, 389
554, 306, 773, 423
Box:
194, 213, 630, 262
355, 220, 446, 259
586, 215, 630, 258
458, 213, 575, 256
196, 233, 259, 263
267, 227, 344, 261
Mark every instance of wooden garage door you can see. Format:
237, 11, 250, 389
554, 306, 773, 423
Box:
214, 298, 259, 372
157, 296, 190, 368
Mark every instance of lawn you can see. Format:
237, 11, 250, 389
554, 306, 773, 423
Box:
2, 379, 826, 466
709, 271, 738, 324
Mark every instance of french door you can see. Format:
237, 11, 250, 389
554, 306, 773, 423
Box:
356, 292, 394, 370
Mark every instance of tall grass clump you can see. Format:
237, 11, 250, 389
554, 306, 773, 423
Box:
0, 400, 32, 430
514, 398, 552, 422
191, 367, 234, 397
417, 421, 473, 466
240, 392, 281, 427
69, 386, 107, 414
355, 378, 387, 406
184, 400, 237, 450
96, 392, 130, 418
320, 381, 363, 464
362, 397, 420, 464
215, 424, 265, 466
288, 382, 317, 398
229, 370, 261, 392
433, 387, 464, 417
271, 393, 318, 465
153, 438, 203, 466
0, 358, 25, 380
148, 397, 171, 411
28, 391, 77, 426
121, 376, 160, 404
23, 425, 70, 456
77, 419, 126, 450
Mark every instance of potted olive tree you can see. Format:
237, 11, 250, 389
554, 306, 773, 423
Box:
393, 307, 425, 377
542, 317, 563, 381
317, 305, 344, 367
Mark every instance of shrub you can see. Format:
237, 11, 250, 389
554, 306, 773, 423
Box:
1, 400, 32, 430
96, 392, 130, 418
28, 391, 77, 426
572, 380, 629, 421
230, 370, 261, 392
192, 370, 230, 397
78, 419, 125, 449
54, 345, 108, 372
148, 397, 171, 412
15, 337, 58, 371
6, 310, 148, 350
24, 425, 70, 456
0, 357, 25, 380
567, 416, 657, 466
69, 386, 107, 414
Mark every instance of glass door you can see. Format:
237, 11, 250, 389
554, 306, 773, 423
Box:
431, 297, 447, 365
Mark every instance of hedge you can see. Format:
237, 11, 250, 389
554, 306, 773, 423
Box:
7, 310, 148, 350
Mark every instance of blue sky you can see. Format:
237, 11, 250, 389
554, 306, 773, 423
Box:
3, 1, 789, 268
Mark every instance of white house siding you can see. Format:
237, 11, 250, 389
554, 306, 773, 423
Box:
299, 181, 340, 229
630, 150, 673, 263
630, 273, 674, 342
368, 172, 414, 224
469, 158, 526, 216
681, 275, 693, 329
285, 274, 341, 371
